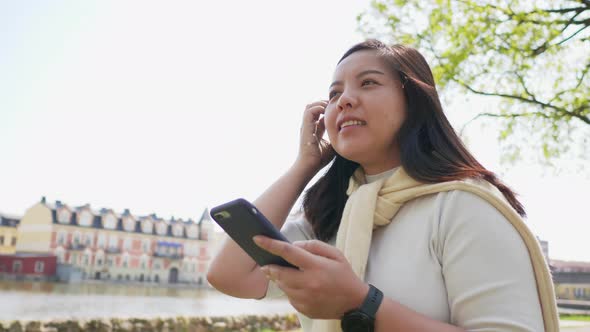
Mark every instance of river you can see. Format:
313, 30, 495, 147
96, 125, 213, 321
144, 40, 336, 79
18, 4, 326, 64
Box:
0, 281, 294, 321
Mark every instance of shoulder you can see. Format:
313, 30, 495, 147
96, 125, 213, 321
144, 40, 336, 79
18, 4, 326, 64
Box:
280, 211, 316, 242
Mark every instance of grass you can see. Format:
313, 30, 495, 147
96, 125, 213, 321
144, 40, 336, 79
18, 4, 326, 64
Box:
560, 314, 590, 322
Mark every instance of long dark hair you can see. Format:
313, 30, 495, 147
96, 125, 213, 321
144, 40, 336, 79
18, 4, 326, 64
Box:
303, 39, 525, 242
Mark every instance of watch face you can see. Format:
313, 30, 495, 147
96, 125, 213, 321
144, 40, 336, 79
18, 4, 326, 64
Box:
341, 311, 374, 332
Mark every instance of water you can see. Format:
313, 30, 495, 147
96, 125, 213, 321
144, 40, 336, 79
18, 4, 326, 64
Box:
0, 281, 294, 321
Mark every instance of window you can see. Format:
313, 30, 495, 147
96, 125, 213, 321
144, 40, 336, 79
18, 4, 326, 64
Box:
124, 217, 135, 232
104, 214, 117, 229
142, 220, 153, 234
142, 239, 151, 253
97, 234, 106, 248
84, 234, 93, 247
0, 235, 4, 245
123, 237, 132, 251
12, 260, 22, 273
57, 232, 66, 245
72, 232, 81, 246
79, 211, 92, 227
34, 261, 45, 273
187, 225, 198, 239
173, 225, 184, 237
11, 237, 16, 246
156, 222, 167, 235
108, 236, 118, 248
82, 254, 91, 266
58, 209, 71, 224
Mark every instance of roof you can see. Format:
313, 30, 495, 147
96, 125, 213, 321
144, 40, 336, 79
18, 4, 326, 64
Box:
550, 259, 590, 272
41, 197, 207, 240
0, 214, 20, 227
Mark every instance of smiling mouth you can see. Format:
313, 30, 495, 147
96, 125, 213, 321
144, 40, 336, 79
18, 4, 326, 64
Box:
339, 120, 367, 131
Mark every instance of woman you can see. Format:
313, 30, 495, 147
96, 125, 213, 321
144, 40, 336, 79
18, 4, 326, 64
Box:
207, 39, 558, 331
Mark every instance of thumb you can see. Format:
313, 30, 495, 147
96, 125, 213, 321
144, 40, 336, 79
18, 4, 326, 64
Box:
293, 240, 344, 261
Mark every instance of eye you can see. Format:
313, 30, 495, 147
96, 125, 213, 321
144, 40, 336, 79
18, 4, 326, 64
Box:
328, 91, 341, 100
362, 79, 378, 86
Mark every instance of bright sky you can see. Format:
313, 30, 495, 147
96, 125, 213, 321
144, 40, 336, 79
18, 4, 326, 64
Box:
1, 1, 588, 261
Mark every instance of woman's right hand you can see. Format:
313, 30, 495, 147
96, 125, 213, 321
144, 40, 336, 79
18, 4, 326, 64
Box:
296, 101, 335, 173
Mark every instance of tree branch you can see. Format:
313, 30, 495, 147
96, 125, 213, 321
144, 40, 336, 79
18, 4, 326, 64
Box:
455, 79, 590, 125
556, 24, 590, 46
459, 111, 550, 136
544, 6, 588, 14
513, 71, 536, 100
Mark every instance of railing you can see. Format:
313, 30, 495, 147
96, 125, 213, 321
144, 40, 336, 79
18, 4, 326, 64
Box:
67, 243, 86, 250
153, 252, 184, 259
105, 247, 121, 254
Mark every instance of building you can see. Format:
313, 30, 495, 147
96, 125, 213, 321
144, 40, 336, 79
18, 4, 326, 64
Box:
538, 237, 549, 263
0, 253, 57, 280
0, 213, 20, 254
551, 260, 590, 301
14, 197, 215, 285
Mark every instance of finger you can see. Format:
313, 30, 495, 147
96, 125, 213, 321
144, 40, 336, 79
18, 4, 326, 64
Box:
253, 236, 316, 270
292, 240, 344, 261
303, 105, 326, 124
260, 265, 307, 290
305, 100, 328, 109
315, 117, 326, 138
301, 106, 327, 142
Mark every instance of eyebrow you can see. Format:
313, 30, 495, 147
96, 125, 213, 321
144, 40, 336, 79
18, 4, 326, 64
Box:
329, 69, 386, 89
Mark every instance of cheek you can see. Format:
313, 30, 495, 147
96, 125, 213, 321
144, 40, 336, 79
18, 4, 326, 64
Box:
324, 107, 339, 136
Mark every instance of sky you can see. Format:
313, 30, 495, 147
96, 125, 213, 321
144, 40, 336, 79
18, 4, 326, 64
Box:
1, 1, 588, 262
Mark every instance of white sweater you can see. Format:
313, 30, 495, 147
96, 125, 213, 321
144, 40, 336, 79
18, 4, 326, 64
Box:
264, 170, 544, 331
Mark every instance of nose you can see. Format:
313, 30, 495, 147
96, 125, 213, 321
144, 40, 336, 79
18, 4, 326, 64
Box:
337, 89, 357, 111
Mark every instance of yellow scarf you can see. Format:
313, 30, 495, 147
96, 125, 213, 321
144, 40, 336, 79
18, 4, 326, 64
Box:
310, 167, 558, 332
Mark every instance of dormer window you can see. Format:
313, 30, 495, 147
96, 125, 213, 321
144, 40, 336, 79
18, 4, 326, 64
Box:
141, 220, 153, 234
104, 214, 117, 230
58, 209, 71, 224
187, 225, 198, 239
79, 211, 93, 227
123, 217, 135, 232
173, 224, 184, 237
156, 222, 167, 236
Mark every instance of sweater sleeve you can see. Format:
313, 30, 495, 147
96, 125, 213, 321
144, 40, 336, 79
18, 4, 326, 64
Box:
437, 190, 545, 331
262, 215, 315, 299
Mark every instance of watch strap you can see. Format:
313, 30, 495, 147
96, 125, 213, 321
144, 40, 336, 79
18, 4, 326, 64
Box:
361, 284, 383, 320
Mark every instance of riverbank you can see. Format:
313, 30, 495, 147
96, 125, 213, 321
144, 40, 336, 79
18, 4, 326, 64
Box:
0, 314, 301, 332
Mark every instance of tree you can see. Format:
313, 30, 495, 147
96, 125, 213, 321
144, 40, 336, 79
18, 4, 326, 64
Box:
357, 0, 589, 165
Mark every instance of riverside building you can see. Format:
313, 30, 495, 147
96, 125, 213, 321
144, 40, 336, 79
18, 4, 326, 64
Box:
4, 197, 215, 285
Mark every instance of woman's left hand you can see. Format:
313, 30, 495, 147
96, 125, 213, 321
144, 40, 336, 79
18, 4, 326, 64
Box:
253, 236, 369, 319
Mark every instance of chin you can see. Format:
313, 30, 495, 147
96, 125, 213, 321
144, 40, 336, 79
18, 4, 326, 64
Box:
334, 146, 370, 164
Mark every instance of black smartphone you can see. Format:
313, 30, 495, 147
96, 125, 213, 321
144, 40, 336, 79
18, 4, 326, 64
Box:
210, 198, 296, 268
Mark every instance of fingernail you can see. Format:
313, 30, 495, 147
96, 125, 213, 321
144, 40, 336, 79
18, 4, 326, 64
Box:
253, 236, 263, 245
260, 266, 269, 273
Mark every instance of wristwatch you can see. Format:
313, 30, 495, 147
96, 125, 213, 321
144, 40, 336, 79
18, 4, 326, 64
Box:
340, 284, 383, 332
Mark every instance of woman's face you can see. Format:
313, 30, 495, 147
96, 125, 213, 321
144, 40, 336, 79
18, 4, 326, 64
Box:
324, 50, 407, 174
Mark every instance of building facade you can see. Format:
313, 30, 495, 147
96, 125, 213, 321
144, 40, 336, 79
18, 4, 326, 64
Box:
0, 214, 19, 254
14, 197, 215, 285
0, 254, 57, 280
551, 260, 590, 301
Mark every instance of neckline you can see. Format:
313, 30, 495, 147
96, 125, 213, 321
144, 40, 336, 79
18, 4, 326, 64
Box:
365, 167, 399, 184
